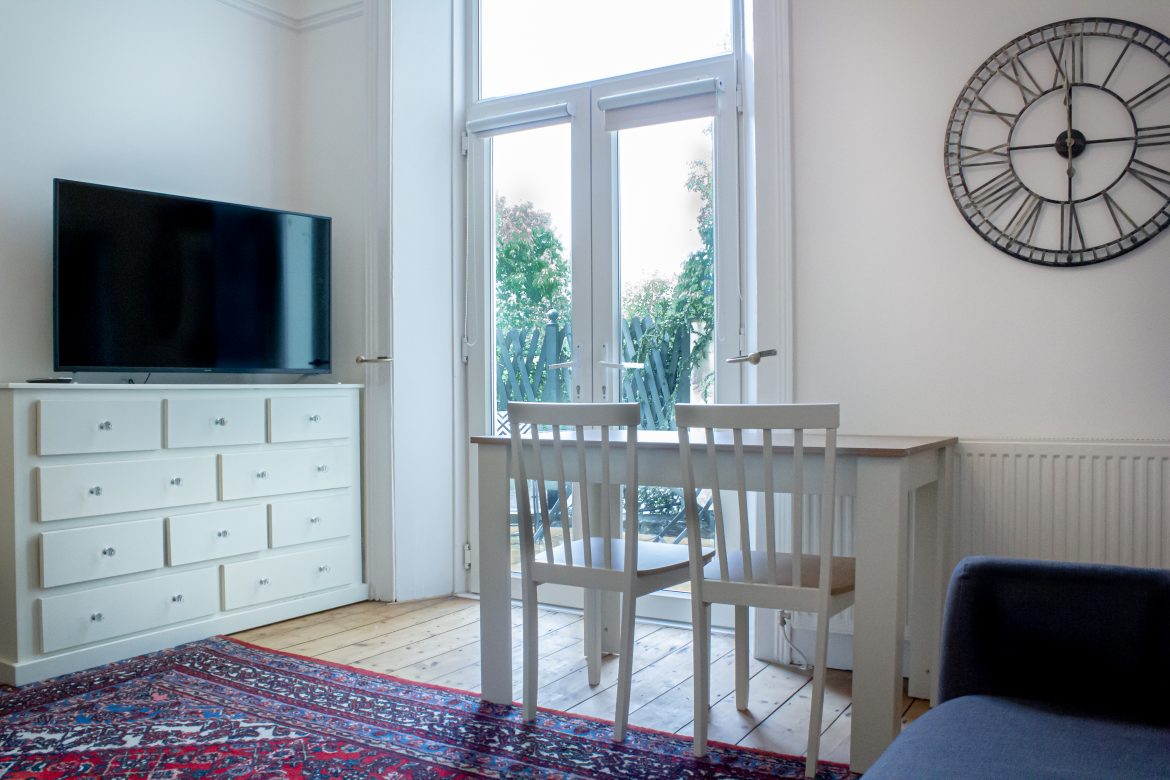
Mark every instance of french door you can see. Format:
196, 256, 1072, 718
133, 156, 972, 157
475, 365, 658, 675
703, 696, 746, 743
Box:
465, 57, 741, 619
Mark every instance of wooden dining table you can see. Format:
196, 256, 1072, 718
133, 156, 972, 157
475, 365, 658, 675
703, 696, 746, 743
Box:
470, 429, 956, 772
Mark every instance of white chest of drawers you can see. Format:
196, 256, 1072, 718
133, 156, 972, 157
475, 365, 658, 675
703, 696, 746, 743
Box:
0, 383, 368, 685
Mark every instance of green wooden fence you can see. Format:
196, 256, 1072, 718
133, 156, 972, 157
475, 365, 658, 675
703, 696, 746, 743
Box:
495, 311, 692, 431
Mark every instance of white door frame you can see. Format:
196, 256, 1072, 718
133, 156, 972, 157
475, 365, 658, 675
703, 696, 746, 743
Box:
463, 57, 743, 624
360, 0, 395, 601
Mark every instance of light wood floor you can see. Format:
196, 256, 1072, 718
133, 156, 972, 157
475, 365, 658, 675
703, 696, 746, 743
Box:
231, 597, 930, 766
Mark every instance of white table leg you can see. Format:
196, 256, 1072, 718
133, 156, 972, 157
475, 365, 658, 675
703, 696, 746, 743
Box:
850, 457, 909, 773
477, 444, 514, 704
907, 475, 939, 700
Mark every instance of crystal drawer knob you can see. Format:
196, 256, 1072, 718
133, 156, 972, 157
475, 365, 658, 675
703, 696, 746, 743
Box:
317, 464, 328, 473
318, 565, 331, 573
101, 546, 116, 557
213, 417, 228, 426
170, 477, 183, 486
91, 612, 103, 622
172, 594, 184, 603
308, 414, 321, 423
256, 470, 268, 479
309, 516, 322, 525
89, 486, 103, 497
258, 577, 270, 586
216, 529, 230, 538
97, 421, 113, 431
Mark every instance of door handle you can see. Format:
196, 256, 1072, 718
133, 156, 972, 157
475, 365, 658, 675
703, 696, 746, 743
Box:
598, 360, 644, 369
356, 355, 393, 364
726, 348, 777, 365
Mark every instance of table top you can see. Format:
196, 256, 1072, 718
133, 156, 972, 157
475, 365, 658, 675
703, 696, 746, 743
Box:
472, 429, 957, 458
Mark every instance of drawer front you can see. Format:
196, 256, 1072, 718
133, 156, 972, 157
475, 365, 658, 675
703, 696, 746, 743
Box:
268, 396, 351, 443
165, 397, 267, 449
219, 446, 351, 500
221, 545, 353, 610
40, 568, 218, 653
167, 505, 268, 566
38, 455, 218, 522
269, 493, 352, 548
41, 518, 165, 588
38, 399, 161, 456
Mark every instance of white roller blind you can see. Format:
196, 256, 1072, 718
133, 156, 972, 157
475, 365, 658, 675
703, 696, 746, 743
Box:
597, 77, 724, 131
466, 102, 575, 136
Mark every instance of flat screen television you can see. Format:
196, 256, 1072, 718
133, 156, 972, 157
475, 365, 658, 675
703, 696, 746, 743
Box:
54, 179, 331, 374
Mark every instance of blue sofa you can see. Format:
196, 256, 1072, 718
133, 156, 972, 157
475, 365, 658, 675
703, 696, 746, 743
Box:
864, 556, 1170, 778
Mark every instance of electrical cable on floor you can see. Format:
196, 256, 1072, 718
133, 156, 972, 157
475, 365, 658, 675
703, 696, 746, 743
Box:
779, 611, 811, 669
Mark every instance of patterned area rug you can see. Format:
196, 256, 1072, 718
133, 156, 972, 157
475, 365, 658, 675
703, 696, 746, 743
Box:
0, 637, 855, 778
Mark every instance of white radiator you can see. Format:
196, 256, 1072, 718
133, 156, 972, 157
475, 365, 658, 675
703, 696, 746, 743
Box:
786, 439, 1170, 669
948, 440, 1170, 569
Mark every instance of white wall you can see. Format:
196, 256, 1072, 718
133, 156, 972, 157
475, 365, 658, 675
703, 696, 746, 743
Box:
0, 0, 368, 385
785, 1, 1170, 440
388, 0, 458, 599
295, 13, 368, 385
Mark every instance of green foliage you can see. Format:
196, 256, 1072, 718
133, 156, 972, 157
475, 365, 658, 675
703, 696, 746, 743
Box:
494, 197, 569, 336
636, 486, 684, 517
622, 158, 715, 401
621, 273, 674, 322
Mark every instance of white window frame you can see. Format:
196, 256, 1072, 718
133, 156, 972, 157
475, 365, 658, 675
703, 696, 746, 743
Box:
461, 2, 770, 630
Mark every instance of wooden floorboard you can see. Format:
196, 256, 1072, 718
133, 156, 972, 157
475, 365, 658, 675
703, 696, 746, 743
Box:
231, 598, 931, 768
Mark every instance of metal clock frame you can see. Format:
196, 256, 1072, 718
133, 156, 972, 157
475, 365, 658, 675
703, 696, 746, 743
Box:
945, 17, 1170, 267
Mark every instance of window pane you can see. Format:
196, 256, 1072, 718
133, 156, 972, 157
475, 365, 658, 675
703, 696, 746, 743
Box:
491, 123, 573, 434
479, 0, 732, 99
617, 116, 715, 429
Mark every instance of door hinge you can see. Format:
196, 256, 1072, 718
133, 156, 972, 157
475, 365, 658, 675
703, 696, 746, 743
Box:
735, 82, 744, 114
463, 542, 472, 571
460, 132, 470, 156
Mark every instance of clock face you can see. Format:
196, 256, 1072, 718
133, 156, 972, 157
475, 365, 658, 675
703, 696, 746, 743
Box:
945, 18, 1170, 266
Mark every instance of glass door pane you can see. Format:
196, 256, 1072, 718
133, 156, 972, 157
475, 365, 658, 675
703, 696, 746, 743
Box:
613, 117, 719, 589
491, 123, 574, 429
488, 123, 577, 571
616, 116, 716, 428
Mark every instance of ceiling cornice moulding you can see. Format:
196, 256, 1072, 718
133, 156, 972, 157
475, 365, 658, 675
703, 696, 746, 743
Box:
215, 0, 363, 32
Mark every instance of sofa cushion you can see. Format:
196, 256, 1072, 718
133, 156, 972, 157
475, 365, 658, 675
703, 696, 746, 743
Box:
863, 695, 1170, 779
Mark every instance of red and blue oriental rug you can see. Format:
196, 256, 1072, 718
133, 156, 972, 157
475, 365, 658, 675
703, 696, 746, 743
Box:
0, 637, 855, 778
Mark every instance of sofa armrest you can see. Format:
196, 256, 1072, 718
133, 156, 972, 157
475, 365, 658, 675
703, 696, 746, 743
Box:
937, 556, 1170, 721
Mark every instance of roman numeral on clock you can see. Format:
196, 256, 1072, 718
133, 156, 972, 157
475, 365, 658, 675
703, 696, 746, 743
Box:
1005, 192, 1043, 245
958, 143, 1010, 168
967, 169, 1022, 215
1136, 124, 1170, 148
1128, 159, 1170, 199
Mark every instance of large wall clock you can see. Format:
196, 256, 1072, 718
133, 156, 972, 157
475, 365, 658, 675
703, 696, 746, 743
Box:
945, 18, 1170, 266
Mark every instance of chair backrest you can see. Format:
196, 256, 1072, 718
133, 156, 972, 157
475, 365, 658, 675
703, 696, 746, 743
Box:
507, 402, 641, 574
676, 403, 839, 594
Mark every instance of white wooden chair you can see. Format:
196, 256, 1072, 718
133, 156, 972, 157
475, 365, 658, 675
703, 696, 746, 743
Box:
676, 403, 854, 777
508, 401, 709, 740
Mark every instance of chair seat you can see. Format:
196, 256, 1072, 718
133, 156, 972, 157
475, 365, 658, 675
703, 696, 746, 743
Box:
864, 695, 1170, 779
550, 538, 713, 576
705, 550, 855, 595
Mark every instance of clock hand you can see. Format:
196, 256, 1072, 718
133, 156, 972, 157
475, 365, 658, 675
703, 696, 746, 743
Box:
1064, 67, 1076, 177
1008, 134, 1140, 152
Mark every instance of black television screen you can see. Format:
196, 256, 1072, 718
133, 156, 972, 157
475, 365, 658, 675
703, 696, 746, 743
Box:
54, 179, 331, 374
